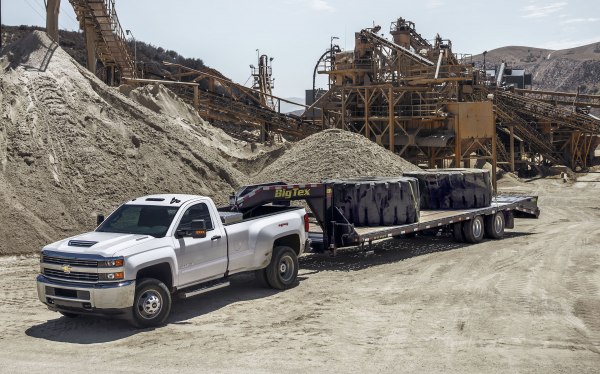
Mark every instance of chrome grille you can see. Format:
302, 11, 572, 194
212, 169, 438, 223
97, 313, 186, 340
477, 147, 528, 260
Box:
44, 268, 99, 282
42, 255, 98, 268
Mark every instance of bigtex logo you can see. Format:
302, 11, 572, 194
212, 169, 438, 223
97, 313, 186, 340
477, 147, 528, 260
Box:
274, 188, 311, 199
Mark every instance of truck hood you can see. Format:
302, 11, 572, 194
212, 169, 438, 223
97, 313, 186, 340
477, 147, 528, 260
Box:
44, 231, 156, 257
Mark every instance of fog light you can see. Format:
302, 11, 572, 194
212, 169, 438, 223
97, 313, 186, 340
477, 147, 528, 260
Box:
83, 303, 92, 309
103, 272, 124, 281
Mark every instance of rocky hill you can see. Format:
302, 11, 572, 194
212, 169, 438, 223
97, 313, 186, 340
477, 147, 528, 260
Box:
472, 42, 600, 94
1, 25, 227, 81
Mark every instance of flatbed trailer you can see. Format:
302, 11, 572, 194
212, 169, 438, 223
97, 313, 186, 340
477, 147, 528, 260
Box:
231, 182, 540, 254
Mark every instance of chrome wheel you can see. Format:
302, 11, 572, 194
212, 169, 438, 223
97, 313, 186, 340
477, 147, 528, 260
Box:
473, 218, 483, 238
279, 255, 294, 283
137, 290, 162, 319
494, 214, 503, 234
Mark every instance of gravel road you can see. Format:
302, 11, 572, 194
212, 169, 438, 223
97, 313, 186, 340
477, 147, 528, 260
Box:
1, 175, 599, 373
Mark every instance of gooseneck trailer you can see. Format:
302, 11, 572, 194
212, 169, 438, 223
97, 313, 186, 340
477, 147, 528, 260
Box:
229, 177, 539, 254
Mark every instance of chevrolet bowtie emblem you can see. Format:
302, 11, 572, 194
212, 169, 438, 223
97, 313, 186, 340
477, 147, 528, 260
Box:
62, 264, 72, 274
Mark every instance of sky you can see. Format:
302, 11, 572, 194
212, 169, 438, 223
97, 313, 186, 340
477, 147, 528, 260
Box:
3, 0, 600, 100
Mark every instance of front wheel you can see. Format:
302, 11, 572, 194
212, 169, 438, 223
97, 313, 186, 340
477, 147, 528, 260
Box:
265, 246, 299, 290
130, 278, 171, 328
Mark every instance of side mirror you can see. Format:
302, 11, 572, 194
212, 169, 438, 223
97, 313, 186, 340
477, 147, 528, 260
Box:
97, 214, 105, 226
190, 219, 207, 239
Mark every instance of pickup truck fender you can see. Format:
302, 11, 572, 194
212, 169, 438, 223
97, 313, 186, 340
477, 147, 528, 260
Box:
225, 209, 305, 274
249, 212, 304, 270
119, 244, 178, 289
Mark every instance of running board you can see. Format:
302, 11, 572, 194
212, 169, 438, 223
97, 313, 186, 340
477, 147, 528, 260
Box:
179, 280, 230, 299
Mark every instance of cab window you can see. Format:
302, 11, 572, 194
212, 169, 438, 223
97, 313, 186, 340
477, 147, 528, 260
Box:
178, 203, 214, 231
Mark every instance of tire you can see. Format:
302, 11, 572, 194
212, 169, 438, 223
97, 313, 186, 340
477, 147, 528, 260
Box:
329, 177, 420, 227
255, 269, 269, 288
405, 169, 492, 210
485, 212, 505, 239
59, 311, 79, 318
265, 246, 299, 290
130, 278, 172, 328
462, 215, 485, 243
452, 222, 465, 242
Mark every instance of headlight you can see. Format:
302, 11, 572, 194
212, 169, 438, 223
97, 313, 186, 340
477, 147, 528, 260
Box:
99, 272, 125, 281
98, 258, 124, 267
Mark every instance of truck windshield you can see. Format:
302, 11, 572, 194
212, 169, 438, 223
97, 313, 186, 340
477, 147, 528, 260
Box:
96, 205, 180, 237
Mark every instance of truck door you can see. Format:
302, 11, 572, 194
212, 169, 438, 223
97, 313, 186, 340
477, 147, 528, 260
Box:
174, 202, 227, 286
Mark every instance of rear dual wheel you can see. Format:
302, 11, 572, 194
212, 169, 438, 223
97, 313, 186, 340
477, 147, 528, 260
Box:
485, 212, 505, 239
265, 246, 299, 290
454, 213, 505, 243
462, 215, 485, 243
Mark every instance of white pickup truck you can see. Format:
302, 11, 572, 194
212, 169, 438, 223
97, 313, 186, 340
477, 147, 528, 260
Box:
36, 194, 310, 327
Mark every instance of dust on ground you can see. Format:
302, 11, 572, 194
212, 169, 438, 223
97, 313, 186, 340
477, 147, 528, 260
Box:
1, 173, 599, 373
2, 31, 599, 373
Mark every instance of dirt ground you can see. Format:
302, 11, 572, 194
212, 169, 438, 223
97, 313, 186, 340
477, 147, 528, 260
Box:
1, 174, 599, 373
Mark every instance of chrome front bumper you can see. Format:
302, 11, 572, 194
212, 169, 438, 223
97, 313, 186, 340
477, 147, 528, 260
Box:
37, 275, 136, 313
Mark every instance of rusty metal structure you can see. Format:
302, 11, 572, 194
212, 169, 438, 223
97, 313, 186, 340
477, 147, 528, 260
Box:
46, 4, 600, 168
308, 17, 600, 171
66, 0, 135, 83
251, 54, 277, 111
159, 62, 321, 141
312, 18, 497, 177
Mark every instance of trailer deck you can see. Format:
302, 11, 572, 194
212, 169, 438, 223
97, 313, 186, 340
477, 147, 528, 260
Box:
307, 195, 539, 250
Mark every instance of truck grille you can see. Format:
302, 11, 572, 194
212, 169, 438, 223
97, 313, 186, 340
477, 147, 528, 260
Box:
44, 268, 99, 282
42, 255, 98, 268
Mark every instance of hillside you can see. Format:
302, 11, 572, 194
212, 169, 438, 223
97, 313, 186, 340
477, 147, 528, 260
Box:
472, 42, 600, 94
0, 31, 252, 255
0, 25, 227, 82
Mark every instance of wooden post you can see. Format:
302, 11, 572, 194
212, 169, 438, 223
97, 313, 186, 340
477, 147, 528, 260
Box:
492, 127, 498, 194
509, 125, 515, 172
85, 25, 97, 74
388, 87, 394, 152
454, 116, 461, 167
193, 85, 199, 110
46, 0, 61, 42
364, 88, 369, 138
341, 88, 346, 130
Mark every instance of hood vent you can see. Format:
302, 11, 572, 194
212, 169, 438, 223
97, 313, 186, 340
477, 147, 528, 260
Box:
68, 240, 98, 247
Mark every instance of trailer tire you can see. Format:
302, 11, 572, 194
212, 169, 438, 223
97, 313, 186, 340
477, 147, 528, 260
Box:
484, 212, 505, 239
462, 215, 485, 243
266, 246, 299, 290
130, 278, 171, 328
404, 169, 492, 210
452, 222, 465, 242
330, 177, 419, 227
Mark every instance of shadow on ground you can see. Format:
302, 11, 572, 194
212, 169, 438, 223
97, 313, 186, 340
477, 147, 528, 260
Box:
24, 232, 532, 343
299, 231, 534, 273
25, 273, 290, 344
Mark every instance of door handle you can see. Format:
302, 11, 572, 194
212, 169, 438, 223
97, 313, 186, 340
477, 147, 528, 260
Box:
211, 235, 222, 241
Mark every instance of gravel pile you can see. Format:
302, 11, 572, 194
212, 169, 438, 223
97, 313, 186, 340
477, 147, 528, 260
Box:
0, 31, 250, 255
253, 129, 420, 184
